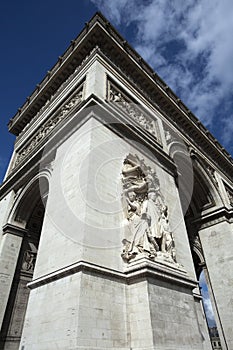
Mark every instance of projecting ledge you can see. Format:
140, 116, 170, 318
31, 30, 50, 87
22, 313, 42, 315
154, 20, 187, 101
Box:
27, 258, 197, 291
124, 256, 197, 289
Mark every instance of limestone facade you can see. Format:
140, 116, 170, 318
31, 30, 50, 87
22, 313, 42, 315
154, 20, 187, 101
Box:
0, 12, 232, 350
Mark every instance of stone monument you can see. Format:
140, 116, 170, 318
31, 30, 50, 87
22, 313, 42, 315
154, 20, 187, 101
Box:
0, 12, 232, 350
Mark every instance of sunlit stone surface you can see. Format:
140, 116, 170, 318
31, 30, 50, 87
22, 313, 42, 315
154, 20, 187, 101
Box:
0, 12, 232, 350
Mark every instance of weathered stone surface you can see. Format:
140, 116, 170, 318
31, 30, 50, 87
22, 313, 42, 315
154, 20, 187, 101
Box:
0, 11, 232, 350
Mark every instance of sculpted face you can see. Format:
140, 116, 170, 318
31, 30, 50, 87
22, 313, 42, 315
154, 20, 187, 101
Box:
161, 205, 168, 214
128, 192, 136, 201
148, 192, 156, 201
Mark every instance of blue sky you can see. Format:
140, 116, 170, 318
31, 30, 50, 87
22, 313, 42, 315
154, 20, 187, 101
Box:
93, 0, 233, 157
0, 1, 98, 182
0, 0, 230, 329
199, 271, 216, 328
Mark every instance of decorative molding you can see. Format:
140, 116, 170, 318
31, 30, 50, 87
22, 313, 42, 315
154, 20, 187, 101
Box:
15, 46, 102, 142
9, 43, 99, 136
206, 166, 219, 188
27, 259, 196, 290
7, 14, 232, 184
165, 128, 176, 145
107, 80, 161, 144
2, 223, 28, 237
99, 47, 233, 181
42, 160, 55, 173
224, 183, 233, 206
21, 250, 37, 272
191, 207, 233, 229
190, 236, 205, 264
13, 85, 84, 169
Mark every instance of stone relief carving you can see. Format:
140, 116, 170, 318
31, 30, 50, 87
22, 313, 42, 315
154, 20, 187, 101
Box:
191, 236, 205, 265
206, 166, 219, 188
17, 46, 101, 139
121, 154, 176, 263
42, 159, 55, 173
22, 250, 37, 272
164, 126, 184, 147
103, 48, 233, 177
225, 185, 233, 206
164, 128, 181, 146
14, 87, 83, 168
108, 82, 161, 143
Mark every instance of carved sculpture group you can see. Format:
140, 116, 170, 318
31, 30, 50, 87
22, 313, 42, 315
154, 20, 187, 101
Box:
109, 84, 159, 140
226, 187, 233, 206
121, 154, 176, 263
22, 250, 37, 272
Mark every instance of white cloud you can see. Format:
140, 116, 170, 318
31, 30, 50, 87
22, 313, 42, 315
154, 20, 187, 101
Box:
203, 296, 216, 327
222, 115, 233, 146
91, 0, 233, 154
91, 0, 129, 25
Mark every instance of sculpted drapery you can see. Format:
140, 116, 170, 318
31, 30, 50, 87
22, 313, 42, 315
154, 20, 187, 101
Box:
121, 154, 176, 263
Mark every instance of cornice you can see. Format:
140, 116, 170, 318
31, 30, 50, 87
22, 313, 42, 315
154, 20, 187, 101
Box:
96, 47, 233, 180
1, 96, 176, 200
2, 223, 28, 237
190, 206, 233, 230
27, 259, 197, 290
7, 12, 233, 181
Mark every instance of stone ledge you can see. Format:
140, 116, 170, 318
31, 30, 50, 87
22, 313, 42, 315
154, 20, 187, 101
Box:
192, 206, 233, 229
27, 259, 198, 291
2, 223, 28, 237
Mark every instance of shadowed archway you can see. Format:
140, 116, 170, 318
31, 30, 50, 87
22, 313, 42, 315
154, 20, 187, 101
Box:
183, 158, 224, 349
0, 174, 49, 350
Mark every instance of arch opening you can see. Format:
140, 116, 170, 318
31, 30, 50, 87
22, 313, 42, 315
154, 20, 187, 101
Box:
183, 163, 223, 350
0, 175, 49, 350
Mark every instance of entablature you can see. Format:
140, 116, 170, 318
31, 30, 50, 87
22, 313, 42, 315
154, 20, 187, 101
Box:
13, 83, 84, 169
189, 206, 233, 230
7, 12, 233, 183
1, 96, 176, 200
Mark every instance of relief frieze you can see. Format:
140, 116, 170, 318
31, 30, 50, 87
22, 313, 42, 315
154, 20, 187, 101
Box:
21, 250, 37, 273
15, 46, 101, 138
13, 86, 83, 169
108, 81, 161, 144
225, 184, 233, 206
